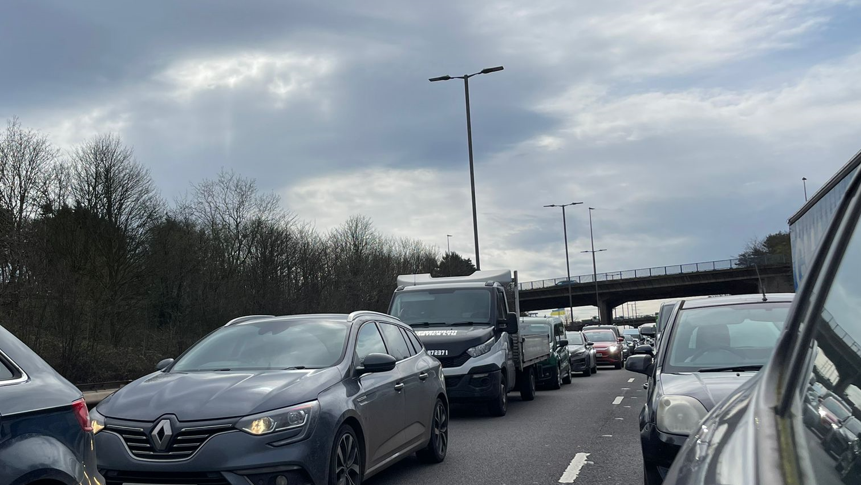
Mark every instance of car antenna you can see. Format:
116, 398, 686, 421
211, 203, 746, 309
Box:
754, 264, 767, 302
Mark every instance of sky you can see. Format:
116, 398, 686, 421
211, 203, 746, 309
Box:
3, 0, 861, 318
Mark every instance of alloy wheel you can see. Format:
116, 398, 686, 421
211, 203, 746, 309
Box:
335, 432, 361, 485
433, 402, 448, 456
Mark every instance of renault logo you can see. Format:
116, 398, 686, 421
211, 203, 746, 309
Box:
151, 419, 173, 451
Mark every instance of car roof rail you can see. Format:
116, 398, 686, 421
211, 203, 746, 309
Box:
348, 310, 396, 322
224, 315, 275, 327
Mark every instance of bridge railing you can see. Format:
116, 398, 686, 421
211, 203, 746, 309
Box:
518, 254, 789, 291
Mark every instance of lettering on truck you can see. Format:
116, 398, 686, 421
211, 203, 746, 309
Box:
426, 350, 449, 356
415, 330, 458, 336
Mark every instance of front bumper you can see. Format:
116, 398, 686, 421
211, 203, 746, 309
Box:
569, 354, 589, 372
95, 424, 328, 485
444, 367, 502, 403
595, 350, 622, 365
640, 422, 687, 474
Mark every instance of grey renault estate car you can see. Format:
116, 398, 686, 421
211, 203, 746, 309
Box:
0, 324, 104, 485
91, 312, 448, 485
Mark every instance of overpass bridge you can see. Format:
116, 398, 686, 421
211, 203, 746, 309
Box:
518, 255, 793, 325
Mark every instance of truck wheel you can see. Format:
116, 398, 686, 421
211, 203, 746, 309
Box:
487, 375, 507, 417
520, 368, 536, 401
550, 366, 562, 390
562, 365, 572, 384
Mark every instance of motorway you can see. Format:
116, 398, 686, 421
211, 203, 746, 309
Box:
371, 365, 646, 485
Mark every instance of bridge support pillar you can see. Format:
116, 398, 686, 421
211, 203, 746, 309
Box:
598, 299, 614, 326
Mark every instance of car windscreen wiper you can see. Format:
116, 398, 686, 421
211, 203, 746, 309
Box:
448, 321, 488, 326
410, 322, 449, 327
698, 365, 762, 373
283, 366, 307, 370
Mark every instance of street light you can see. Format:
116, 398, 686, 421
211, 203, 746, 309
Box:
446, 234, 452, 254
430, 65, 505, 270
545, 202, 584, 324
802, 177, 809, 202
581, 207, 606, 322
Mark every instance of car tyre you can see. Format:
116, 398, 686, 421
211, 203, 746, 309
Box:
550, 366, 563, 390
487, 375, 508, 417
520, 368, 536, 401
562, 365, 573, 384
330, 425, 363, 485
614, 360, 623, 369
582, 363, 592, 377
417, 399, 448, 463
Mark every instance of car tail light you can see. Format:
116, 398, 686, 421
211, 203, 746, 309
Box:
71, 399, 92, 432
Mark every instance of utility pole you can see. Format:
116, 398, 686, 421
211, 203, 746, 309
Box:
545, 202, 584, 324
581, 207, 606, 321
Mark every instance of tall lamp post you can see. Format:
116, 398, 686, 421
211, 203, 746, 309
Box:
446, 234, 452, 254
581, 207, 606, 321
544, 202, 583, 324
430, 65, 504, 270
802, 177, 809, 202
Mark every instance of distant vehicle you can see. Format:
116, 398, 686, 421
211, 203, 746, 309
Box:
521, 317, 572, 389
583, 329, 625, 369
626, 293, 794, 484
822, 416, 861, 459
664, 160, 861, 485
555, 279, 578, 286
566, 330, 598, 376
622, 328, 640, 355
91, 313, 447, 485
0, 324, 104, 485
812, 396, 853, 438
639, 323, 657, 341
389, 270, 550, 417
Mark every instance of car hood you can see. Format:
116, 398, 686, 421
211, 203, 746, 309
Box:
660, 372, 757, 410
98, 367, 342, 421
567, 344, 590, 354
413, 326, 495, 356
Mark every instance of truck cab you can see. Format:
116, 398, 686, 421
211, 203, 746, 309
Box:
388, 270, 549, 417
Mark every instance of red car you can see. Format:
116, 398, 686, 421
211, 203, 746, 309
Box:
583, 329, 624, 369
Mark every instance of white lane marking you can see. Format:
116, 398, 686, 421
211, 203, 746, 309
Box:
559, 452, 590, 483
628, 378, 635, 382
624, 406, 632, 408
621, 387, 630, 390
601, 434, 613, 437
615, 417, 624, 420
613, 396, 624, 405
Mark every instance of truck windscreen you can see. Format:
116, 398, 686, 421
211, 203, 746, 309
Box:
390, 289, 492, 326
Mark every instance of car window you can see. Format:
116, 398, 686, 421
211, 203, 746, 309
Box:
379, 323, 412, 361
496, 288, 507, 320
583, 330, 615, 342
793, 198, 861, 485
0, 359, 15, 381
398, 327, 417, 356
565, 332, 583, 345
355, 323, 388, 365
405, 328, 423, 352
664, 303, 790, 372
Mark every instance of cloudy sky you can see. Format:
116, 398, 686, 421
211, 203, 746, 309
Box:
4, 0, 861, 317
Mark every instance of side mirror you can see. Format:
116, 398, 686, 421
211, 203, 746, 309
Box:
633, 345, 654, 356
625, 354, 654, 375
358, 353, 397, 375
156, 358, 174, 371
618, 337, 625, 343
502, 313, 519, 334
558, 339, 569, 348
585, 341, 594, 348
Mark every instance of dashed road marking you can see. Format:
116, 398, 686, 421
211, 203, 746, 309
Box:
621, 387, 630, 390
601, 434, 613, 437
628, 378, 635, 382
612, 396, 624, 405
559, 452, 590, 483
615, 417, 624, 420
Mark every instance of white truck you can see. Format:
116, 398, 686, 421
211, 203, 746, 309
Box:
388, 270, 550, 416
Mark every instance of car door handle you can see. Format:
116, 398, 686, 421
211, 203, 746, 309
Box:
394, 383, 405, 391
418, 372, 429, 381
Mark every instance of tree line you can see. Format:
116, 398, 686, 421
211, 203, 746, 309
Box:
0, 118, 472, 384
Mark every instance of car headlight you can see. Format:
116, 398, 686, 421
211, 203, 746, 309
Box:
609, 345, 618, 352
467, 337, 495, 358
89, 407, 106, 435
237, 401, 319, 436
656, 395, 708, 436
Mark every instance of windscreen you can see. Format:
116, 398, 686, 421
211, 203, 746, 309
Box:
390, 288, 492, 326
844, 418, 861, 436
172, 319, 349, 371
522, 322, 551, 337
823, 398, 852, 420
566, 332, 584, 345
664, 302, 790, 372
584, 330, 616, 342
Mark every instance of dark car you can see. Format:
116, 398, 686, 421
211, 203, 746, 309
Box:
625, 294, 793, 484
623, 328, 640, 355
639, 323, 657, 343
663, 161, 861, 485
91, 312, 447, 485
583, 329, 625, 369
521, 318, 572, 389
813, 396, 853, 438
566, 331, 597, 376
0, 325, 104, 485
655, 301, 679, 340
823, 416, 861, 459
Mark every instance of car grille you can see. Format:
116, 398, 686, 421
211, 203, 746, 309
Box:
437, 353, 470, 368
106, 423, 233, 461
102, 470, 230, 485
